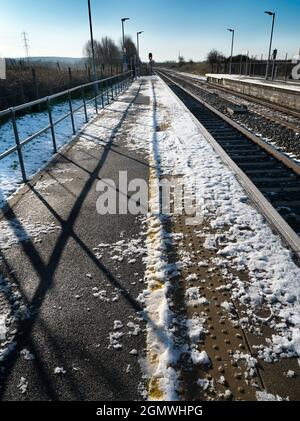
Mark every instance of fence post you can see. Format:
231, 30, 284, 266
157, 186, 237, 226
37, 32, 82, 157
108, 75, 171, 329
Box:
31, 68, 39, 99
19, 80, 26, 104
101, 83, 105, 109
285, 55, 289, 82
93, 81, 99, 114
10, 109, 27, 182
68, 91, 76, 134
111, 79, 114, 100
47, 98, 57, 153
68, 67, 73, 87
106, 80, 109, 104
115, 77, 118, 96
81, 87, 88, 123
271, 59, 276, 80
31, 68, 40, 111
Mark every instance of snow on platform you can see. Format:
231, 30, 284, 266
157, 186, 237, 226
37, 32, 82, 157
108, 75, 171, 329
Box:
0, 82, 150, 401
141, 75, 300, 400
0, 76, 300, 401
0, 98, 97, 209
206, 73, 300, 93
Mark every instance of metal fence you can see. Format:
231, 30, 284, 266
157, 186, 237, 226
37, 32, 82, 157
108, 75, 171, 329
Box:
221, 59, 297, 82
0, 63, 126, 110
0, 71, 133, 182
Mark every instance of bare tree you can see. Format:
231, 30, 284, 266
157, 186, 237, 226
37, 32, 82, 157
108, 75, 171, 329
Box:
123, 36, 138, 69
83, 39, 100, 69
99, 37, 121, 71
207, 49, 225, 73
83, 37, 121, 75
178, 55, 185, 67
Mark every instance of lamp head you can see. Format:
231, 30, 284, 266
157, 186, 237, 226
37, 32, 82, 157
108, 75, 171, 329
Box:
122, 17, 130, 22
265, 11, 275, 16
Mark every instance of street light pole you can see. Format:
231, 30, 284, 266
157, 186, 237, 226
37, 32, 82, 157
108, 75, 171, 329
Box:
121, 18, 130, 71
265, 11, 276, 80
87, 0, 97, 83
87, 0, 99, 98
227, 28, 235, 74
137, 31, 144, 77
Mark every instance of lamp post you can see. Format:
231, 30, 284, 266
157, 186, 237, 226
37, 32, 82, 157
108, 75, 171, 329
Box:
245, 51, 249, 75
265, 11, 276, 80
121, 18, 130, 71
227, 28, 235, 74
87, 0, 97, 82
137, 31, 144, 77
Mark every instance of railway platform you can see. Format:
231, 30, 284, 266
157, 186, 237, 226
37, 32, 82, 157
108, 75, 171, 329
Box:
0, 81, 149, 400
206, 73, 300, 110
0, 75, 300, 401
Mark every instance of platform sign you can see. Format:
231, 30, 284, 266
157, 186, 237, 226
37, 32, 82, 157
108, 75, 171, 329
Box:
0, 57, 6, 80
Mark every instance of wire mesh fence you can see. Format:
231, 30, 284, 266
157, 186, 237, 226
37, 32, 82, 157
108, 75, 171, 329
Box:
0, 71, 133, 183
219, 58, 297, 82
0, 60, 124, 111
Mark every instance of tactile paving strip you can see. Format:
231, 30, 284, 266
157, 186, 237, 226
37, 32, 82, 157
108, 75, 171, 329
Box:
228, 269, 300, 401
166, 213, 300, 401
164, 214, 262, 401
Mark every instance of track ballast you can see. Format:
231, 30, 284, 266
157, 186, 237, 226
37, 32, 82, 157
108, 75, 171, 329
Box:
157, 70, 300, 239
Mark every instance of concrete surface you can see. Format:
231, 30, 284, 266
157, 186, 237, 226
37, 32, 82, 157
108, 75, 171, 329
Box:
0, 81, 150, 401
206, 74, 300, 110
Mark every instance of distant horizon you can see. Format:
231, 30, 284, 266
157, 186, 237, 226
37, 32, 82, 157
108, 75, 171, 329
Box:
5, 54, 289, 64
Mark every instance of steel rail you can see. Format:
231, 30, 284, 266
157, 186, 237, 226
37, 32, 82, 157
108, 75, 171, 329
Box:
158, 70, 300, 176
195, 76, 300, 132
164, 69, 300, 121
156, 70, 300, 260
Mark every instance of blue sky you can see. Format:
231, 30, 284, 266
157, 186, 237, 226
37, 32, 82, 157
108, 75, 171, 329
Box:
0, 0, 299, 61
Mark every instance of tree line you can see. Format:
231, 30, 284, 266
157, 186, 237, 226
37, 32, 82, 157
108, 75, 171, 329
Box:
83, 35, 138, 76
0, 35, 139, 111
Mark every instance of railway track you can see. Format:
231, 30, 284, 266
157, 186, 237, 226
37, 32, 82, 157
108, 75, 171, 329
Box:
156, 70, 300, 258
162, 69, 300, 132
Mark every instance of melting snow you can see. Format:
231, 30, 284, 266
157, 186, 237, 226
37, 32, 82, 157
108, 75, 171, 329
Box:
54, 367, 67, 375
191, 350, 211, 367
17, 377, 28, 394
186, 287, 209, 306
20, 349, 35, 361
